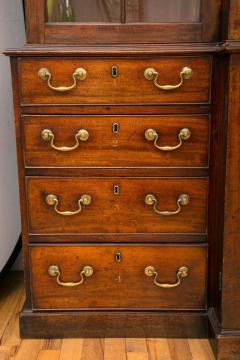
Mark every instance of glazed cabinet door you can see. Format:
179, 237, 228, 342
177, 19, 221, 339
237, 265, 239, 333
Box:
25, 0, 222, 44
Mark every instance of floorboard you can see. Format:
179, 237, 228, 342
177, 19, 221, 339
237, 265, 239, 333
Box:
0, 272, 215, 360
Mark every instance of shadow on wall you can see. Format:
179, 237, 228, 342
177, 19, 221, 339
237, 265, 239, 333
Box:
0, 0, 26, 273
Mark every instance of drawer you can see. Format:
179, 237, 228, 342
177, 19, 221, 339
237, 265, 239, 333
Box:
20, 57, 211, 105
30, 245, 207, 310
26, 177, 208, 234
23, 115, 209, 168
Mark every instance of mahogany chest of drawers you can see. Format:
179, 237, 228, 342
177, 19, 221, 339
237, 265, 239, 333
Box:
5, 1, 240, 359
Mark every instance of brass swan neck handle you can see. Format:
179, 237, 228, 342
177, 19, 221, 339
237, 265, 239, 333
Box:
144, 66, 193, 91
48, 265, 94, 287
145, 193, 190, 216
145, 128, 191, 151
144, 266, 189, 288
38, 67, 87, 92
46, 194, 92, 216
41, 128, 89, 152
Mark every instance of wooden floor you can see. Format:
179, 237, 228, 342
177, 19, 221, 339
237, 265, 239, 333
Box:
0, 272, 215, 360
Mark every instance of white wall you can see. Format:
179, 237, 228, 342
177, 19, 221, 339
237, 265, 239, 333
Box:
0, 1, 26, 271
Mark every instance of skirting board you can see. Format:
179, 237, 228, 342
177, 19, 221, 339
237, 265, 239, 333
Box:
20, 305, 208, 339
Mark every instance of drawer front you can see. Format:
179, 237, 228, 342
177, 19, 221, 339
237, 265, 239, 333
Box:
23, 115, 209, 168
27, 177, 208, 234
20, 57, 211, 105
30, 245, 207, 310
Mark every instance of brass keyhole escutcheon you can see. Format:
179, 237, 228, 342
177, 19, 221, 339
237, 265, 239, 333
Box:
112, 123, 120, 134
113, 185, 120, 196
115, 252, 122, 262
111, 65, 118, 78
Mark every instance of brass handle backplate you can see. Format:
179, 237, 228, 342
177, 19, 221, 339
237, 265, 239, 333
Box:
144, 266, 188, 288
41, 128, 89, 152
144, 66, 193, 91
46, 194, 92, 216
38, 67, 87, 92
145, 193, 190, 216
145, 128, 191, 151
48, 265, 93, 287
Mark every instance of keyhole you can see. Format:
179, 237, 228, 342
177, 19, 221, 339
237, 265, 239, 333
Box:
115, 252, 122, 262
112, 123, 119, 134
111, 65, 118, 78
113, 185, 120, 195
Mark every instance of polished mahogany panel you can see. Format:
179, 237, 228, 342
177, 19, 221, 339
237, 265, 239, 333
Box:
23, 115, 210, 168
30, 244, 207, 310
19, 57, 211, 105
26, 177, 208, 235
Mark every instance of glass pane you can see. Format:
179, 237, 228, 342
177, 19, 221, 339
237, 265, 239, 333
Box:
126, 0, 201, 23
46, 0, 121, 23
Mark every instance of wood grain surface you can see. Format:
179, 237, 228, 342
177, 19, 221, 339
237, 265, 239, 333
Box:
23, 115, 210, 168
0, 272, 215, 359
26, 177, 208, 235
19, 57, 211, 105
228, 0, 240, 40
30, 244, 207, 310
221, 55, 240, 329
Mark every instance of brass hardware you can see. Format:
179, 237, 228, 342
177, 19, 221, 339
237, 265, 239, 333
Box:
115, 252, 122, 263
41, 128, 89, 152
145, 193, 190, 216
113, 185, 120, 195
144, 266, 188, 288
38, 67, 87, 92
144, 128, 191, 151
48, 265, 93, 287
112, 122, 120, 134
46, 194, 92, 216
111, 65, 118, 78
144, 66, 193, 91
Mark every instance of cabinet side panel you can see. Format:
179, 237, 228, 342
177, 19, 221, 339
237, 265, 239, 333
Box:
10, 58, 31, 306
222, 55, 240, 329
207, 56, 229, 318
